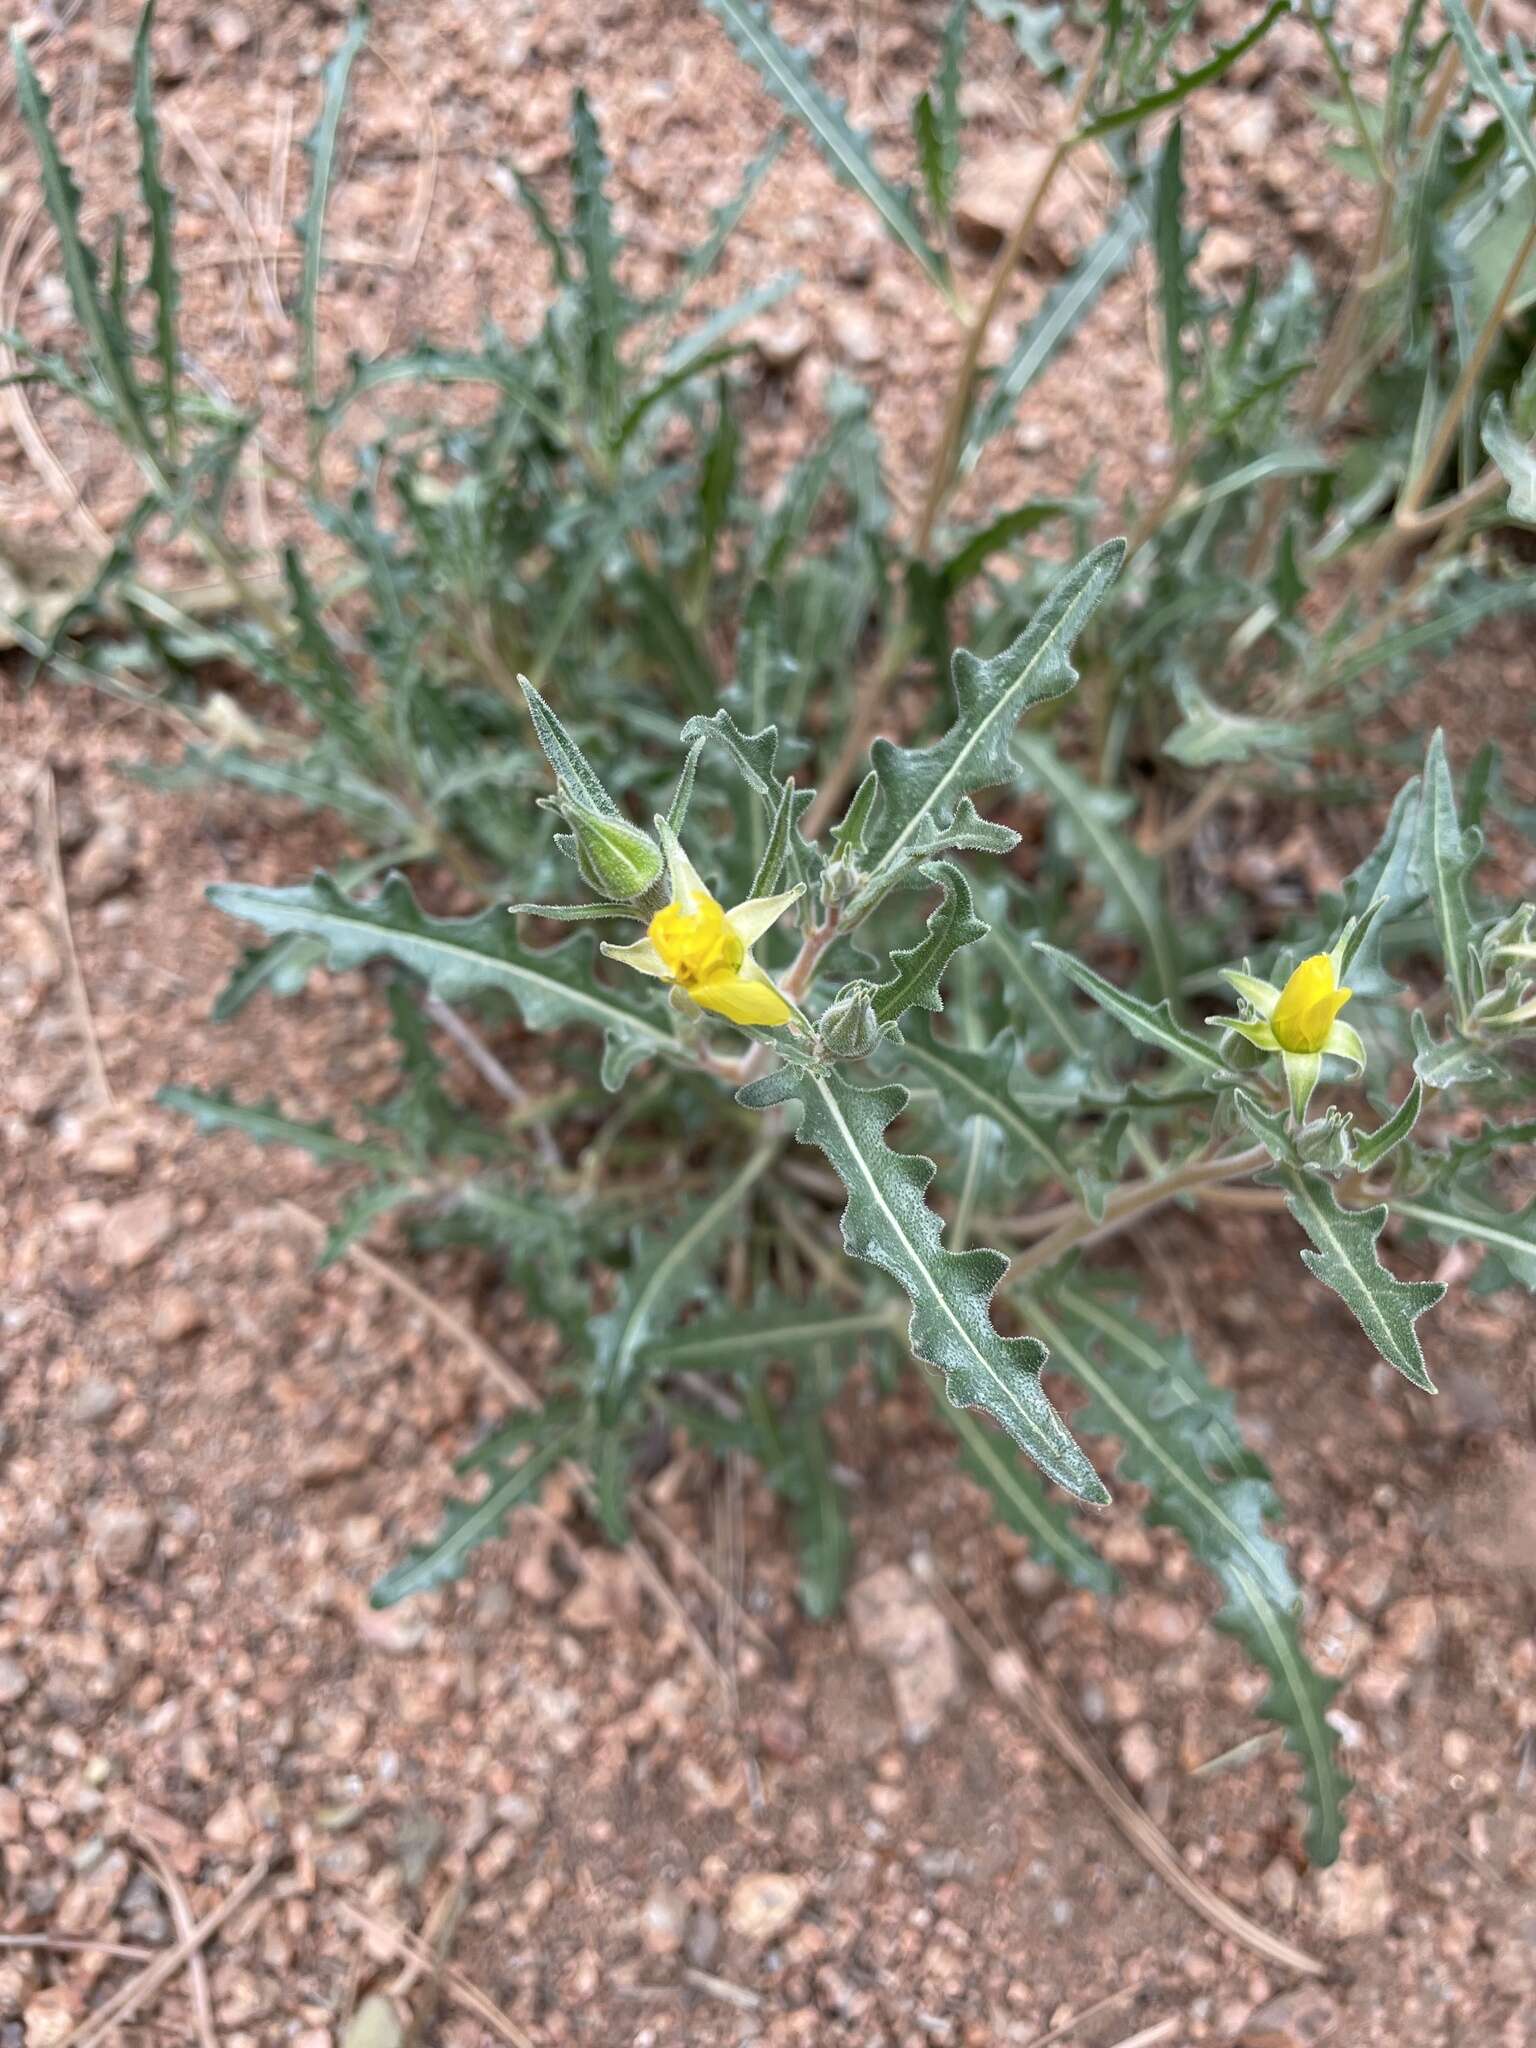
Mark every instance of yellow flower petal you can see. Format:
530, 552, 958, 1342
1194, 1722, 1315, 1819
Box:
1272, 953, 1352, 1054
601, 934, 672, 981
690, 972, 793, 1027
725, 884, 804, 950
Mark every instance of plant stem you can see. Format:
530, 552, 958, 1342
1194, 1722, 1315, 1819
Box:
913, 37, 1104, 563
1007, 1143, 1270, 1279
1338, 207, 1536, 619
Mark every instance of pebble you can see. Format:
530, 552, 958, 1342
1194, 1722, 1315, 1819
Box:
72, 820, 136, 904
342, 1996, 403, 2048
0, 1787, 24, 1838
1382, 1594, 1439, 1665
88, 1498, 156, 1579
207, 2, 253, 52
1315, 1859, 1394, 1939
1238, 1984, 1342, 2046
150, 1286, 207, 1344
1200, 227, 1253, 276
71, 1378, 123, 1424
830, 307, 881, 367
953, 145, 1079, 266
99, 1190, 177, 1270
726, 1870, 805, 1944
205, 1792, 257, 1851
0, 1656, 32, 1706
23, 1988, 78, 2047
753, 315, 814, 370
685, 1905, 721, 1969
847, 1563, 961, 1745
639, 1879, 689, 1955
5, 909, 60, 988
1117, 1722, 1161, 1788
79, 1130, 139, 1176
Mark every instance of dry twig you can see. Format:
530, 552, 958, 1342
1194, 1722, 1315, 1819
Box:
129, 1827, 220, 2048
1018, 1984, 1138, 2048
35, 765, 114, 1108
58, 1857, 270, 2048
915, 1559, 1326, 1980
335, 1899, 533, 2048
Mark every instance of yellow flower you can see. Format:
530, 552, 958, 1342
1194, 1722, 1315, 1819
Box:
602, 822, 803, 1030
1213, 950, 1364, 1122
1271, 954, 1354, 1053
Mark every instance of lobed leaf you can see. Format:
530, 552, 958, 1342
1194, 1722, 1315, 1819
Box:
372, 1430, 576, 1605
208, 872, 675, 1086
299, 5, 370, 419
895, 1014, 1077, 1189
940, 1398, 1115, 1593
1032, 943, 1230, 1075
701, 0, 949, 292
157, 1084, 398, 1170
853, 540, 1125, 902
870, 861, 989, 1029
1272, 1165, 1443, 1391
591, 1144, 780, 1419
962, 207, 1143, 470
738, 1062, 1107, 1502
1419, 729, 1481, 1026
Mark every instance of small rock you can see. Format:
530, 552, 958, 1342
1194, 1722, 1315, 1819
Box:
71, 1378, 122, 1425
1224, 99, 1277, 161
847, 1562, 961, 1745
4, 909, 60, 988
753, 315, 814, 370
1260, 1854, 1299, 1916
79, 1130, 139, 1176
72, 820, 136, 904
1120, 1596, 1200, 1649
23, 1988, 79, 2048
88, 1498, 155, 1579
150, 1287, 207, 1344
205, 1793, 256, 1851
295, 1441, 370, 1486
830, 307, 881, 367
1117, 1722, 1161, 1788
685, 1905, 721, 1969
1200, 227, 1252, 276
639, 1880, 689, 1955
99, 1190, 176, 1270
207, 2, 253, 52
1315, 1860, 1393, 1940
726, 1871, 805, 1945
0, 1958, 36, 2020
0, 1656, 31, 1707
342, 1995, 404, 2048
0, 1786, 24, 1839
1382, 1595, 1439, 1665
953, 145, 1080, 266
1238, 1984, 1342, 2047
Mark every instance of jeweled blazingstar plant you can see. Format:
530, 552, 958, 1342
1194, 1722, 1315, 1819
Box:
30, 0, 1536, 1884
1216, 950, 1366, 1121
602, 823, 805, 1030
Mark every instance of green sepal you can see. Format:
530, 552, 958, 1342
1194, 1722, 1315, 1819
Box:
737, 1062, 1107, 1503
519, 674, 618, 818
817, 980, 883, 1061
553, 790, 664, 902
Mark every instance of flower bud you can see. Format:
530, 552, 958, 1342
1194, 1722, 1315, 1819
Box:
1218, 1026, 1270, 1072
1295, 1110, 1355, 1176
553, 785, 664, 902
818, 979, 881, 1061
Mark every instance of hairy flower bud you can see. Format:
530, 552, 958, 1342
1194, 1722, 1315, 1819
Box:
818, 979, 881, 1061
554, 786, 664, 902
